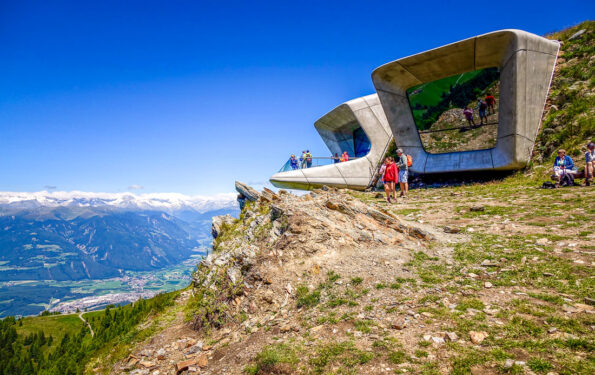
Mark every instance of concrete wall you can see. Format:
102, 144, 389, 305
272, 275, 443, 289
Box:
270, 94, 392, 190
372, 30, 559, 174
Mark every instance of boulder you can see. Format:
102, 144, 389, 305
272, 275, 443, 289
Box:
235, 181, 260, 202
469, 331, 488, 344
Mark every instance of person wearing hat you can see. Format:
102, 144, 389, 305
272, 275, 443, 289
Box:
585, 142, 595, 186
396, 149, 409, 198
290, 154, 299, 170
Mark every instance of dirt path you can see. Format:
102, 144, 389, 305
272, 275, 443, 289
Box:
79, 312, 94, 338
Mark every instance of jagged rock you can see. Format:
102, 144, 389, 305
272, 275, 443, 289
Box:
569, 29, 586, 40
270, 204, 283, 221
469, 206, 485, 212
469, 331, 488, 344
445, 332, 458, 341
197, 353, 208, 368
392, 319, 407, 330
175, 359, 197, 373
235, 181, 260, 202
185, 342, 203, 355
211, 214, 235, 238
504, 359, 515, 369
156, 348, 166, 360
585, 297, 595, 306
227, 267, 242, 284
444, 226, 461, 234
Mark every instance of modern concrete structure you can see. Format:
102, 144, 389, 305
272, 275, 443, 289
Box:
372, 29, 559, 174
269, 94, 392, 190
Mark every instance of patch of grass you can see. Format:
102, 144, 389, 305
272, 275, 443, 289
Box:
350, 277, 363, 285
456, 298, 485, 311
296, 285, 321, 308
388, 350, 408, 364
309, 341, 374, 373
247, 342, 299, 374
527, 357, 553, 373
353, 319, 374, 334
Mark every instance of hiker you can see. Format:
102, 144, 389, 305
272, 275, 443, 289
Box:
305, 150, 313, 168
463, 107, 475, 127
553, 149, 576, 187
477, 99, 488, 125
333, 153, 340, 163
585, 142, 595, 186
382, 157, 397, 203
396, 149, 409, 198
485, 93, 496, 115
290, 154, 299, 170
299, 150, 307, 168
340, 151, 349, 162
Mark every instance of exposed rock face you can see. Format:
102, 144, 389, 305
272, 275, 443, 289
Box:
235, 181, 261, 209
211, 214, 235, 239
190, 184, 439, 336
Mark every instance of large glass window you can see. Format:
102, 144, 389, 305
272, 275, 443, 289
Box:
353, 127, 371, 157
407, 67, 500, 154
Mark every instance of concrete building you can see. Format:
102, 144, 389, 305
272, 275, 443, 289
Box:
269, 94, 392, 190
372, 29, 559, 174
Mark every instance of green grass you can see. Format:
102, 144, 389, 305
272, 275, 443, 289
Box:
16, 314, 84, 350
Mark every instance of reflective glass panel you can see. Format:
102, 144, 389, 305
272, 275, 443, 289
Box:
407, 67, 500, 154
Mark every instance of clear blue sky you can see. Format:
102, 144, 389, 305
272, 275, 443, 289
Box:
1, 1, 592, 195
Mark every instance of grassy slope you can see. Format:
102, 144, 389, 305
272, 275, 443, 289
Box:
533, 20, 594, 165
16, 314, 84, 350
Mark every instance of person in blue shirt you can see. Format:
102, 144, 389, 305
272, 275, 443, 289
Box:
553, 149, 576, 187
290, 154, 299, 170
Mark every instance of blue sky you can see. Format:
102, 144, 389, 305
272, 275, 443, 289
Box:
1, 1, 592, 195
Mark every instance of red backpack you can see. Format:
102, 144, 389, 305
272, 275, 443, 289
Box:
406, 155, 413, 167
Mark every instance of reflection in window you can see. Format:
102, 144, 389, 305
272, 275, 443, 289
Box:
407, 67, 500, 154
353, 127, 371, 157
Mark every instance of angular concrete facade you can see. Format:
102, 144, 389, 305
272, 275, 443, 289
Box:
270, 94, 392, 190
372, 29, 559, 174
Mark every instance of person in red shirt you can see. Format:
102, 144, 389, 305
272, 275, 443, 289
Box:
485, 93, 496, 115
382, 157, 398, 203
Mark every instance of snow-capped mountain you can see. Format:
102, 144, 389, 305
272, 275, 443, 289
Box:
0, 191, 238, 214
0, 190, 240, 289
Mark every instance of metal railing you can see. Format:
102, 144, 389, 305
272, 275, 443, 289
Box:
278, 156, 360, 173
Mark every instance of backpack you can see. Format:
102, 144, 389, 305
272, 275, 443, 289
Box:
560, 173, 575, 187
406, 155, 413, 167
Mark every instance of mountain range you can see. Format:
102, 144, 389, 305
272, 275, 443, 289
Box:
0, 191, 239, 282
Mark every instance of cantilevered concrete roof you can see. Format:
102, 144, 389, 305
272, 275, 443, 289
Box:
270, 94, 392, 190
372, 29, 559, 174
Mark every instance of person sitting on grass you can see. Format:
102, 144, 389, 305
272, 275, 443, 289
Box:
585, 142, 595, 186
553, 149, 576, 187
463, 107, 475, 127
382, 157, 397, 203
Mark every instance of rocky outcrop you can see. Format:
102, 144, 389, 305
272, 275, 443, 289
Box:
190, 183, 438, 334
211, 214, 235, 239
235, 181, 261, 209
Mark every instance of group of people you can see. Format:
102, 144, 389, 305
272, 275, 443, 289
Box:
289, 150, 313, 170
553, 142, 595, 187
463, 93, 496, 127
378, 148, 409, 202
332, 151, 350, 163
289, 150, 351, 170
